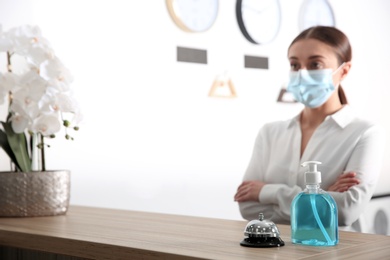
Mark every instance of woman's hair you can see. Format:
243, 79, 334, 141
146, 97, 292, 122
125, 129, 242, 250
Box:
288, 26, 352, 105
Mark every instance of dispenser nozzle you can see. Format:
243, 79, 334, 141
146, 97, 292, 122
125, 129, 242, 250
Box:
301, 161, 322, 185
301, 161, 322, 173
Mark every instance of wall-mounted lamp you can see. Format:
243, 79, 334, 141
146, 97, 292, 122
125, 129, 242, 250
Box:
208, 72, 237, 98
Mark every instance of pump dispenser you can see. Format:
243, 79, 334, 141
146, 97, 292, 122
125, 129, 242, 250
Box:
291, 161, 339, 246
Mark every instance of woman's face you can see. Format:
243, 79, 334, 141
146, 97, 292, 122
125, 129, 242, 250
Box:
288, 38, 348, 89
288, 38, 339, 71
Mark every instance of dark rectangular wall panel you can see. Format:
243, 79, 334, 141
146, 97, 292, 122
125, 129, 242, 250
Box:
244, 55, 268, 69
177, 46, 207, 64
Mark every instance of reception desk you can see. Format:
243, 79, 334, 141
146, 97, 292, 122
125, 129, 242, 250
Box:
0, 206, 389, 259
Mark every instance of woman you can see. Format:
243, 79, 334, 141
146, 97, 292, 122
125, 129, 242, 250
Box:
234, 26, 385, 231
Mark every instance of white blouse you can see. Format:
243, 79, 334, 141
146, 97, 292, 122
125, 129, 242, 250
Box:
239, 105, 386, 228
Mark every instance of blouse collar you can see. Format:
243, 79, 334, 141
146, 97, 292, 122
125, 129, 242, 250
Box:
287, 105, 355, 129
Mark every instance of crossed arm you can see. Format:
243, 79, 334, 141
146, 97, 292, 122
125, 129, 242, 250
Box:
234, 171, 360, 203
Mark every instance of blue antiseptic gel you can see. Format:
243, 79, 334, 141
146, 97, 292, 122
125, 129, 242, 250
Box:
291, 161, 339, 246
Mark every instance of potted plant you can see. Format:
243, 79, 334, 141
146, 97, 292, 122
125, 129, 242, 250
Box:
0, 25, 81, 217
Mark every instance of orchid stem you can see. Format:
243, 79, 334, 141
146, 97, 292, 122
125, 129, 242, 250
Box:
40, 134, 46, 171
6, 51, 12, 72
6, 52, 13, 106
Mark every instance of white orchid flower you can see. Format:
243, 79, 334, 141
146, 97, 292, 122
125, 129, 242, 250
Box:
9, 101, 32, 133
25, 44, 55, 66
0, 72, 19, 90
13, 71, 46, 116
2, 25, 53, 68
13, 82, 46, 104
71, 109, 83, 125
55, 93, 79, 113
40, 57, 73, 85
31, 114, 61, 136
6, 25, 51, 53
40, 92, 79, 119
11, 89, 41, 120
47, 78, 70, 92
11, 114, 30, 133
0, 89, 6, 105
0, 25, 13, 52
11, 71, 47, 133
0, 72, 19, 104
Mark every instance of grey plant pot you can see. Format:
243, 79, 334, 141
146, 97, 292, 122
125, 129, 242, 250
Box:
0, 170, 70, 217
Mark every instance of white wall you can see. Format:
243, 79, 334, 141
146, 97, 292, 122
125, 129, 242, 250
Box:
0, 0, 389, 221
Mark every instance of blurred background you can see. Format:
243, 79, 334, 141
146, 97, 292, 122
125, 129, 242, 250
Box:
0, 0, 389, 234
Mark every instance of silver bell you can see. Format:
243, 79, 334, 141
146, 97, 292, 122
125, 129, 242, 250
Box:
240, 213, 285, 247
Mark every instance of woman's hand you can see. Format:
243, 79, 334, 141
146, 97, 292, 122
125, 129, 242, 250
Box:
327, 172, 360, 192
234, 180, 266, 202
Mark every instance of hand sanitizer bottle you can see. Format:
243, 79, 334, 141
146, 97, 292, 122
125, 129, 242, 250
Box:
291, 161, 338, 246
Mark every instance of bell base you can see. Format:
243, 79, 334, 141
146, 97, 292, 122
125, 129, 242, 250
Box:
240, 237, 285, 248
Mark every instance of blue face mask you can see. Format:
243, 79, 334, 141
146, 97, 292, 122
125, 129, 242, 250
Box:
286, 64, 344, 108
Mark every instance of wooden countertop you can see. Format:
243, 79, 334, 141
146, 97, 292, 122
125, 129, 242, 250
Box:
0, 206, 389, 259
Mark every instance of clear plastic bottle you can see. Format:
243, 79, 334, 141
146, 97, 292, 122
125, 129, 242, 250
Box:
291, 161, 338, 246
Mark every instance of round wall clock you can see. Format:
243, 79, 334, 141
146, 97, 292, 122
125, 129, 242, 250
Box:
236, 0, 282, 44
298, 0, 335, 31
166, 0, 219, 32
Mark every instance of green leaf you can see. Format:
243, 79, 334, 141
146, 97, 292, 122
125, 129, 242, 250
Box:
2, 122, 31, 172
0, 128, 20, 169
